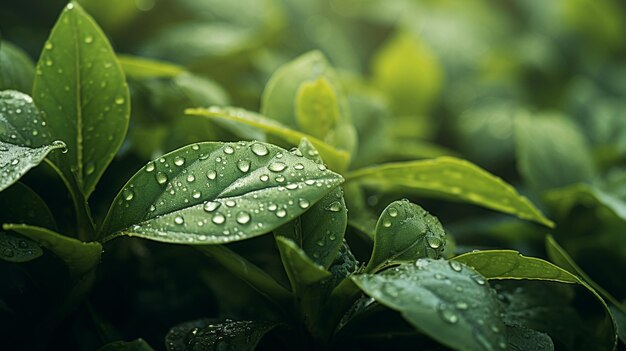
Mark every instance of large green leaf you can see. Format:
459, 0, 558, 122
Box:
165, 318, 277, 351
353, 259, 507, 351
347, 157, 554, 227
456, 249, 619, 349
0, 41, 35, 94
274, 139, 347, 268
515, 113, 596, 193
3, 224, 101, 277
0, 90, 66, 191
185, 107, 350, 172
365, 200, 446, 273
101, 141, 344, 244
117, 54, 184, 79
32, 2, 130, 199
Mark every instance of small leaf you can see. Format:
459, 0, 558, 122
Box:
185, 107, 350, 172
33, 2, 130, 198
101, 141, 344, 245
4, 224, 101, 277
353, 259, 507, 351
365, 200, 446, 273
295, 77, 340, 141
274, 139, 347, 268
505, 324, 554, 351
98, 339, 154, 351
117, 54, 184, 79
515, 113, 595, 193
0, 232, 43, 263
276, 236, 331, 294
347, 157, 554, 227
452, 250, 578, 284
165, 318, 277, 351
0, 41, 35, 94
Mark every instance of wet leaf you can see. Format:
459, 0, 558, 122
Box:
0, 41, 35, 94
98, 339, 154, 351
101, 141, 344, 245
505, 324, 554, 351
165, 318, 277, 351
365, 200, 446, 273
0, 232, 43, 263
3, 224, 101, 277
185, 107, 350, 172
276, 236, 331, 294
353, 259, 507, 351
32, 2, 130, 199
347, 157, 554, 227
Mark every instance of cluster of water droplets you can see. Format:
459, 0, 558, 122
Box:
115, 141, 341, 243
0, 233, 43, 262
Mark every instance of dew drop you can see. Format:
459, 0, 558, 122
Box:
225, 200, 236, 207
173, 156, 185, 166
294, 163, 304, 170
298, 198, 310, 209
223, 145, 234, 154
472, 275, 486, 285
85, 161, 96, 175
438, 304, 459, 324
204, 201, 221, 212
237, 159, 251, 173
276, 209, 287, 218
236, 211, 251, 224
326, 201, 342, 212
426, 236, 443, 249
449, 261, 463, 272
145, 162, 155, 172
382, 218, 392, 228
192, 191, 202, 199
187, 174, 195, 182
122, 188, 135, 201
114, 97, 125, 105
251, 143, 269, 156
174, 216, 184, 225
455, 301, 469, 310
259, 174, 269, 182
268, 162, 287, 172
388, 207, 399, 217
155, 171, 168, 185
212, 213, 226, 224
207, 170, 217, 180
45, 42, 53, 50
10, 159, 19, 165
84, 35, 94, 44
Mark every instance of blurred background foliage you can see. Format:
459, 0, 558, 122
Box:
2, 0, 626, 349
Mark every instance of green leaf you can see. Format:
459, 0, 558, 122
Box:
101, 141, 344, 244
371, 31, 443, 138
276, 236, 331, 293
98, 339, 154, 351
0, 41, 35, 94
274, 139, 347, 268
365, 200, 446, 273
452, 250, 579, 284
515, 113, 596, 193
197, 244, 291, 304
117, 54, 184, 79
32, 1, 130, 199
295, 77, 341, 141
3, 224, 101, 277
0, 182, 57, 230
0, 90, 66, 192
347, 157, 554, 227
185, 107, 350, 172
353, 259, 507, 351
0, 232, 43, 263
165, 318, 277, 351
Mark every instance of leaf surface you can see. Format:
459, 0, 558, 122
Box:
353, 259, 506, 351
32, 2, 130, 198
101, 141, 343, 244
347, 157, 554, 227
118, 54, 184, 79
98, 339, 154, 351
0, 41, 35, 93
365, 200, 446, 272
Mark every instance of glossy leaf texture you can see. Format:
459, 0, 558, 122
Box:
98, 339, 154, 351
515, 113, 596, 193
117, 54, 184, 79
185, 107, 351, 172
0, 232, 43, 263
0, 182, 57, 230
347, 157, 554, 227
353, 259, 507, 351
365, 200, 446, 273
276, 236, 331, 293
0, 41, 35, 94
165, 318, 277, 351
101, 141, 344, 244
274, 139, 347, 268
32, 2, 130, 198
0, 90, 65, 191
4, 224, 101, 277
